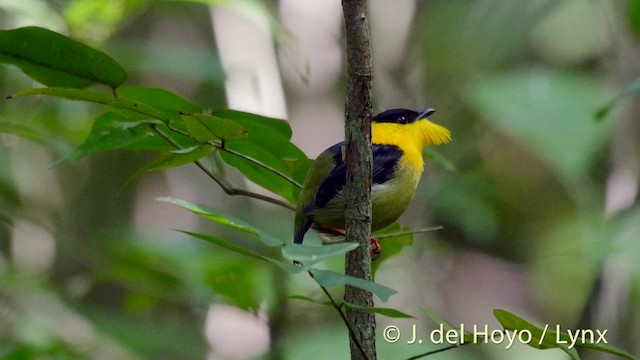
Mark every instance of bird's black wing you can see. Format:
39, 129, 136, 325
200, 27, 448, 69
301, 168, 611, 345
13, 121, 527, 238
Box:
313, 143, 346, 210
371, 144, 402, 185
312, 143, 402, 211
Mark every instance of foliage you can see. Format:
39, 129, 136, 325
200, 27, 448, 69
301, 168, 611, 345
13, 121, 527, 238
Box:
1, 1, 640, 359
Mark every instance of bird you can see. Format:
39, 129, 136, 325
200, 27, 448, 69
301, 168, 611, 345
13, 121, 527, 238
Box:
294, 108, 451, 258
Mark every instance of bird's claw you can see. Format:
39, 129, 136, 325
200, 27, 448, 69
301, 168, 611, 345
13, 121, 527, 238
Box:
370, 238, 381, 260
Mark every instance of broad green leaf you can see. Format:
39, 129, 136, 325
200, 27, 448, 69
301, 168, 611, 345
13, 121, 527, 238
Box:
281, 242, 359, 266
158, 197, 284, 247
0, 26, 126, 88
493, 309, 580, 359
181, 113, 248, 142
211, 109, 292, 138
115, 87, 203, 139
65, 112, 161, 160
135, 145, 216, 174
494, 309, 569, 350
213, 110, 311, 203
371, 223, 413, 278
118, 86, 201, 113
308, 269, 396, 302
10, 87, 171, 122
466, 69, 613, 182
181, 231, 301, 273
63, 112, 189, 160
343, 302, 414, 318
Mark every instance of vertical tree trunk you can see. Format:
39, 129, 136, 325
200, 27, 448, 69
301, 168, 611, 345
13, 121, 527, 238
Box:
341, 0, 375, 359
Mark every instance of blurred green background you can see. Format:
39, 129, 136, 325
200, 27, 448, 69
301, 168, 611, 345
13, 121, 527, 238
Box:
1, 0, 639, 359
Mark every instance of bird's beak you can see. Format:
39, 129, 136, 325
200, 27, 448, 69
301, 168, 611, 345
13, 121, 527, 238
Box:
417, 108, 436, 120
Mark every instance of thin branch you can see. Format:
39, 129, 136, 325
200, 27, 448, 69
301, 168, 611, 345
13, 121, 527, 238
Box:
374, 226, 444, 239
221, 146, 302, 189
308, 271, 371, 360
151, 125, 295, 210
163, 121, 303, 189
342, 0, 376, 359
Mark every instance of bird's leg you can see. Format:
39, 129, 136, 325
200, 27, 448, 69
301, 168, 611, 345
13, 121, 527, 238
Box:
318, 227, 381, 259
370, 237, 381, 260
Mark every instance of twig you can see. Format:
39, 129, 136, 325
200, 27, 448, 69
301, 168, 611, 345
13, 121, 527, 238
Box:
342, 0, 376, 359
163, 121, 303, 189
221, 147, 302, 189
151, 125, 295, 210
308, 270, 371, 360
374, 226, 444, 239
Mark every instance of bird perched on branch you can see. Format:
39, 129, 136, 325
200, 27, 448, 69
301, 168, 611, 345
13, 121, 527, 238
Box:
294, 108, 451, 258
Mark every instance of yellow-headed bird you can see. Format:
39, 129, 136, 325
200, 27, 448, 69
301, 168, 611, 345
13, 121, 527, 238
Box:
294, 108, 451, 257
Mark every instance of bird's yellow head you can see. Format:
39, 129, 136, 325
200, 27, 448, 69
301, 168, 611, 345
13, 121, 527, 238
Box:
371, 108, 451, 172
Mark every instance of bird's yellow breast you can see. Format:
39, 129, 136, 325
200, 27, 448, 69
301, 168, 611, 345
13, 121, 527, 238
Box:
370, 158, 421, 229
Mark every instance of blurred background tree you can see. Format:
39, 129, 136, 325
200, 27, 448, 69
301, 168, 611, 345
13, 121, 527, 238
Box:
1, 0, 639, 359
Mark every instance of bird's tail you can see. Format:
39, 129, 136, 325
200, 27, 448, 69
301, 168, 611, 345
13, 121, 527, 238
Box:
294, 219, 312, 244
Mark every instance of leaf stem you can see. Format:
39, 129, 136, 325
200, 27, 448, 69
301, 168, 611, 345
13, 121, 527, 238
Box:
308, 270, 371, 360
162, 121, 303, 189
152, 125, 295, 210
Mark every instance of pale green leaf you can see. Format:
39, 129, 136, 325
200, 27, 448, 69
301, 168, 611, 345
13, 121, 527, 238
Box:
158, 197, 284, 247
308, 269, 396, 302
281, 242, 359, 266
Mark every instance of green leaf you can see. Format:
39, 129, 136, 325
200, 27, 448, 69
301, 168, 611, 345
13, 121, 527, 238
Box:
136, 145, 216, 173
10, 87, 171, 122
63, 112, 188, 160
158, 197, 284, 247
181, 113, 248, 142
118, 86, 202, 119
0, 26, 126, 88
343, 302, 414, 318
493, 309, 580, 359
212, 109, 292, 138
466, 69, 613, 182
180, 231, 301, 273
213, 110, 311, 203
281, 242, 359, 266
308, 269, 396, 302
65, 112, 161, 160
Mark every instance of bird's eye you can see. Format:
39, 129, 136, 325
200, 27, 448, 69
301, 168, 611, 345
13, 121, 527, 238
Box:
399, 116, 406, 123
